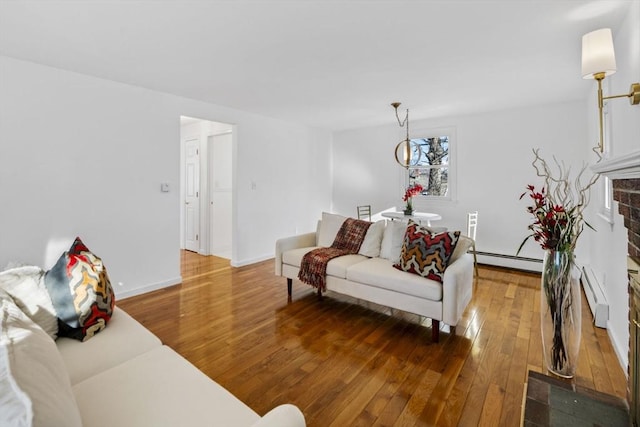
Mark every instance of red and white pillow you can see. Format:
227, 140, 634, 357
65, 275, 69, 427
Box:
0, 237, 115, 342
393, 220, 460, 283
44, 237, 115, 341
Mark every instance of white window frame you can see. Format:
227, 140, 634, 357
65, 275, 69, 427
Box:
405, 126, 457, 203
599, 97, 614, 225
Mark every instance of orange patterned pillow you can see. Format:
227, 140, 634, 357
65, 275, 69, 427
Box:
44, 237, 115, 341
393, 221, 460, 283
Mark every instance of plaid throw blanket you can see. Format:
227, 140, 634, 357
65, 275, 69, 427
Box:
298, 218, 372, 291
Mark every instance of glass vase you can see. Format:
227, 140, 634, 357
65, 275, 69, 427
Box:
540, 249, 581, 378
403, 198, 413, 216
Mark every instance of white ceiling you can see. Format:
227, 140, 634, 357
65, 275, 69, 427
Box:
0, 1, 633, 131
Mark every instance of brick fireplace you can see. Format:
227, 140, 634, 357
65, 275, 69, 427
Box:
614, 177, 640, 426
613, 178, 640, 258
593, 151, 640, 425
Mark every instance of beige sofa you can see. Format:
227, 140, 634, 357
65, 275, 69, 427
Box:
275, 212, 474, 342
1, 290, 306, 427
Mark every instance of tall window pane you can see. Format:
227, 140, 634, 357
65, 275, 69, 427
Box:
408, 136, 449, 197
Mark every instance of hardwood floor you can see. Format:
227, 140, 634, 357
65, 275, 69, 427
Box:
117, 251, 628, 426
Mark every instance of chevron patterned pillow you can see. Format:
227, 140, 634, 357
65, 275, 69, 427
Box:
393, 220, 460, 283
45, 237, 115, 341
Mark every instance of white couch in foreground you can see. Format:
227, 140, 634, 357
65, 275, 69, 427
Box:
1, 294, 306, 427
275, 213, 474, 342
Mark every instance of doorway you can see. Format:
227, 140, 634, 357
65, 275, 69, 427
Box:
180, 116, 233, 259
208, 132, 233, 258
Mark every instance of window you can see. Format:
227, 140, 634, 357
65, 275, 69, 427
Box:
600, 98, 614, 223
407, 128, 455, 200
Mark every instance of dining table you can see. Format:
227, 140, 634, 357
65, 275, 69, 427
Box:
380, 211, 443, 227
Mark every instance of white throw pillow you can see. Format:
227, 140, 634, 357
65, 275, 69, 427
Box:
449, 235, 474, 264
0, 289, 82, 427
358, 220, 385, 258
380, 220, 409, 263
317, 212, 347, 247
0, 266, 58, 340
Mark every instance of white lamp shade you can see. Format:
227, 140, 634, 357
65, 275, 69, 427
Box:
582, 28, 617, 79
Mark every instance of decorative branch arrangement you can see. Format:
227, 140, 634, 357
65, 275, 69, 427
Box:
518, 148, 600, 254
518, 148, 600, 377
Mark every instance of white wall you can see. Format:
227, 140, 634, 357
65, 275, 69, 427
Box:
586, 1, 640, 370
0, 55, 332, 298
333, 100, 590, 270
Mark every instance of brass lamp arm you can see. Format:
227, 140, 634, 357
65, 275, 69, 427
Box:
594, 78, 640, 153
602, 82, 640, 105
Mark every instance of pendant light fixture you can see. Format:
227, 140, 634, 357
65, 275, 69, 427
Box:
391, 102, 422, 168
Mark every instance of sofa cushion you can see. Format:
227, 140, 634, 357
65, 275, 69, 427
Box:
0, 265, 58, 340
0, 289, 82, 427
359, 220, 385, 258
317, 212, 347, 247
282, 246, 320, 267
283, 247, 368, 279
72, 345, 261, 427
450, 235, 474, 264
317, 212, 384, 258
346, 257, 443, 301
379, 220, 408, 263
393, 221, 460, 283
56, 306, 162, 385
45, 237, 115, 341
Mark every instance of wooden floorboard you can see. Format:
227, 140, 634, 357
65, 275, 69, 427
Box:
117, 251, 628, 426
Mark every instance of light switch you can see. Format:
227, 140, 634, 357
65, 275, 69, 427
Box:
161, 183, 170, 192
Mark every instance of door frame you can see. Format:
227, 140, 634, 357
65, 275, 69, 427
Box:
180, 117, 236, 261
183, 137, 200, 252
207, 131, 233, 258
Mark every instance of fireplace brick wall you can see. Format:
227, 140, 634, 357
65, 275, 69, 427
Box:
613, 177, 640, 423
613, 178, 640, 258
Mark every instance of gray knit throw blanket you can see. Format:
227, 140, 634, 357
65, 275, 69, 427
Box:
298, 218, 371, 291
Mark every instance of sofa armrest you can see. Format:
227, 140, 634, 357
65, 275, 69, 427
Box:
275, 232, 317, 276
441, 253, 474, 326
251, 404, 306, 427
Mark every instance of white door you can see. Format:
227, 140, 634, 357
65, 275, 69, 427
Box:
184, 138, 200, 252
208, 133, 233, 258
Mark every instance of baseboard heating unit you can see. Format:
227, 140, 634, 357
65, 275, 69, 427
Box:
475, 251, 542, 272
581, 265, 609, 329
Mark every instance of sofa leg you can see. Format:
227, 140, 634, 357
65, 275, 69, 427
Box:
432, 319, 440, 343
317, 288, 323, 299
287, 278, 292, 299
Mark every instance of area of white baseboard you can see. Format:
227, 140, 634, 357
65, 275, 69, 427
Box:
475, 251, 542, 272
116, 276, 182, 300
231, 253, 273, 267
581, 265, 609, 329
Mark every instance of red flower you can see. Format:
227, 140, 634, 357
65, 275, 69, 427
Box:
403, 184, 423, 201
518, 184, 584, 253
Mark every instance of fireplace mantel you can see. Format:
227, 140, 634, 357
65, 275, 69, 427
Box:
592, 150, 640, 424
591, 150, 640, 179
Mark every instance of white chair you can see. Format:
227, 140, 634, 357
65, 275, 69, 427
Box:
357, 205, 372, 221
467, 211, 479, 277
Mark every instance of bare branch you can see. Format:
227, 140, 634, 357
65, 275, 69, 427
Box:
528, 148, 600, 252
